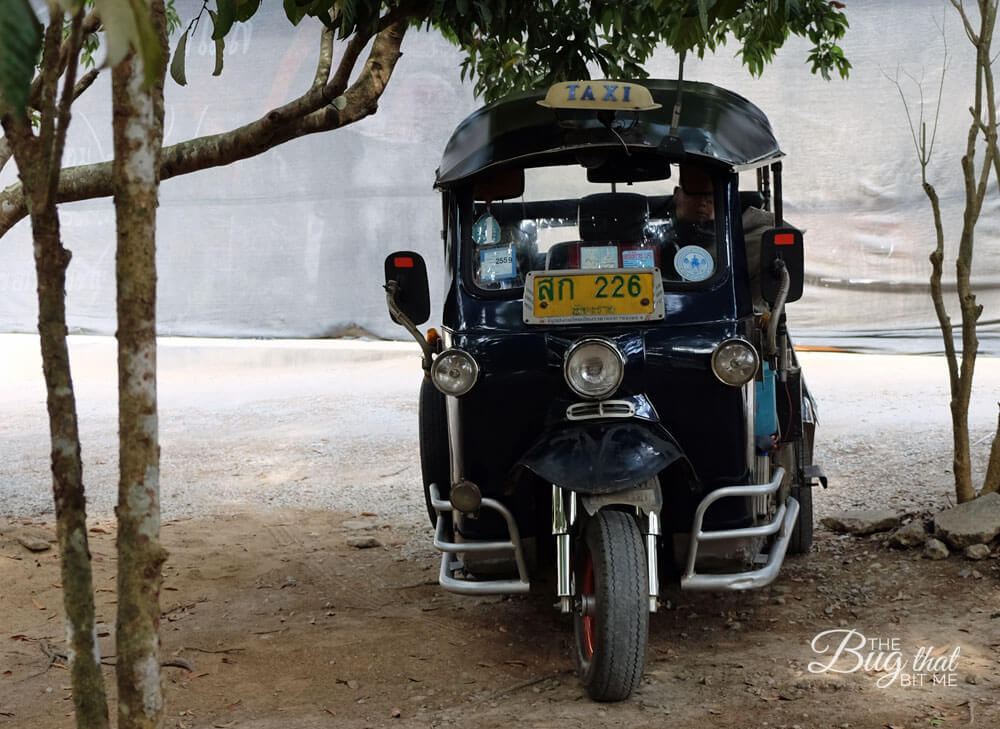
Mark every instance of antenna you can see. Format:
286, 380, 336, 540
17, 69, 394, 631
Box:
668, 50, 686, 139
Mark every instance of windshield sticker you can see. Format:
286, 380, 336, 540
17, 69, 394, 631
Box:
480, 245, 517, 281
621, 249, 655, 269
674, 245, 714, 282
472, 214, 501, 245
580, 245, 618, 269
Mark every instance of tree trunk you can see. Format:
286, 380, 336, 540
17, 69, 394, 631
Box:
31, 178, 111, 729
2, 7, 111, 726
111, 2, 168, 727
983, 407, 1000, 495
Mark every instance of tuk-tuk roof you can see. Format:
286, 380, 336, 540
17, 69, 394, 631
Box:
436, 79, 783, 187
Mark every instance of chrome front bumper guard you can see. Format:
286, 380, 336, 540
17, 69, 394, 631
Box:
428, 482, 531, 595
681, 466, 799, 591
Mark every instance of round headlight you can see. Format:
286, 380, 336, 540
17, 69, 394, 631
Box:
431, 349, 479, 396
564, 338, 625, 400
711, 338, 759, 386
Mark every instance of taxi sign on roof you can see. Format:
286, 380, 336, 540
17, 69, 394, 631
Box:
538, 80, 661, 111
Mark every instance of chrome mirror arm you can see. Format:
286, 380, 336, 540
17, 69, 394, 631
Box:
384, 282, 434, 371
765, 261, 789, 358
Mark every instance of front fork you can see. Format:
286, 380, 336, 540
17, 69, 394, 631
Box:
551, 484, 661, 614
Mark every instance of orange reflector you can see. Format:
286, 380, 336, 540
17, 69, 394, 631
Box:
393, 256, 415, 268
775, 233, 796, 246
427, 328, 440, 345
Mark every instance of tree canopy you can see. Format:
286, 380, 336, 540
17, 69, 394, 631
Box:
2, 1, 851, 118
193, 0, 851, 101
0, 0, 851, 239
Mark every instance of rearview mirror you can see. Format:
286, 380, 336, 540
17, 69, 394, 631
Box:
759, 228, 804, 305
384, 251, 430, 325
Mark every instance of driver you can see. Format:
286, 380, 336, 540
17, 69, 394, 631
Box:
669, 164, 776, 311
671, 165, 716, 246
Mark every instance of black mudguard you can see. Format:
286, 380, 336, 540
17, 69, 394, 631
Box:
518, 421, 688, 494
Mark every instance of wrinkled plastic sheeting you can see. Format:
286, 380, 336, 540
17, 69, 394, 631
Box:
0, 0, 996, 353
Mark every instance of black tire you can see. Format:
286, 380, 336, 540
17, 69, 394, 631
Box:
573, 510, 648, 702
788, 427, 815, 554
788, 483, 813, 554
418, 376, 449, 527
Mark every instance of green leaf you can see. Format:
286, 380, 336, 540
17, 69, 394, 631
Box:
0, 0, 42, 115
213, 0, 237, 40
168, 27, 188, 85
91, 0, 164, 85
235, 0, 261, 23
697, 0, 709, 32
126, 0, 164, 86
283, 0, 308, 25
208, 9, 225, 76
93, 0, 138, 68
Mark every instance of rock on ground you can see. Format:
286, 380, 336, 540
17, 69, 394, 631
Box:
15, 530, 52, 552
923, 537, 950, 560
934, 492, 1000, 549
820, 510, 900, 536
964, 544, 992, 560
888, 520, 926, 548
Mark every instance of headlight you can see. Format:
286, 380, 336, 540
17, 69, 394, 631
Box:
711, 338, 759, 386
564, 338, 625, 400
431, 349, 479, 396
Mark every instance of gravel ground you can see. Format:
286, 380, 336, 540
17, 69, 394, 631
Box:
3, 334, 1000, 729
2, 333, 999, 522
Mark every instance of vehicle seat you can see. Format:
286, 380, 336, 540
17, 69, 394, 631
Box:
578, 192, 649, 242
739, 190, 766, 212
545, 240, 582, 270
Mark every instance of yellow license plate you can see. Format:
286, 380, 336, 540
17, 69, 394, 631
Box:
523, 269, 664, 325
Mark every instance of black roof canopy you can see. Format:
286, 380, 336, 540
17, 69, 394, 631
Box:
436, 79, 783, 188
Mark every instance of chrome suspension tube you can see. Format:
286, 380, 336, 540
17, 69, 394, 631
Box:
552, 485, 575, 614
645, 510, 661, 613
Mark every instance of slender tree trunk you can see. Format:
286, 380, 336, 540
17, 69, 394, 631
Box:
983, 404, 1000, 494
2, 8, 110, 727
111, 2, 168, 727
30, 174, 111, 729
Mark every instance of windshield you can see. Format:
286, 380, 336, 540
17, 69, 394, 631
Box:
466, 163, 725, 295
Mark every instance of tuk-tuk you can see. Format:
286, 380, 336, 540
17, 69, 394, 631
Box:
384, 79, 826, 702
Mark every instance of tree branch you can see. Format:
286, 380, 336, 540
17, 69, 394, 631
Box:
27, 11, 100, 112
50, 9, 86, 201
925, 180, 960, 394
73, 68, 101, 102
36, 11, 66, 175
950, 0, 980, 45
0, 20, 411, 239
312, 25, 335, 90
0, 137, 12, 175
326, 26, 375, 100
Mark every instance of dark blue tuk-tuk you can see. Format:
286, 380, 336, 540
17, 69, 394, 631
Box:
384, 79, 825, 701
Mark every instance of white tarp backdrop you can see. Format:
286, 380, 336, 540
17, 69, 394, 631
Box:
1, 0, 998, 353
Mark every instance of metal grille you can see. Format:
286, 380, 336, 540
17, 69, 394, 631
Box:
566, 400, 636, 421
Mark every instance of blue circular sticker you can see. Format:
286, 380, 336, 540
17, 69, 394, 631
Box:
674, 245, 714, 282
472, 214, 501, 245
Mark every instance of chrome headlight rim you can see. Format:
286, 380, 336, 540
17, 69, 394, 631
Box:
431, 348, 479, 397
711, 337, 760, 387
563, 336, 626, 401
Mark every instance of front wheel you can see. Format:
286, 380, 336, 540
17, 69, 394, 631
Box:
418, 377, 449, 527
573, 510, 648, 702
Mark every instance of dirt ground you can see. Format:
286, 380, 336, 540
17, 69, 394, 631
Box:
2, 510, 998, 729
1, 339, 999, 728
